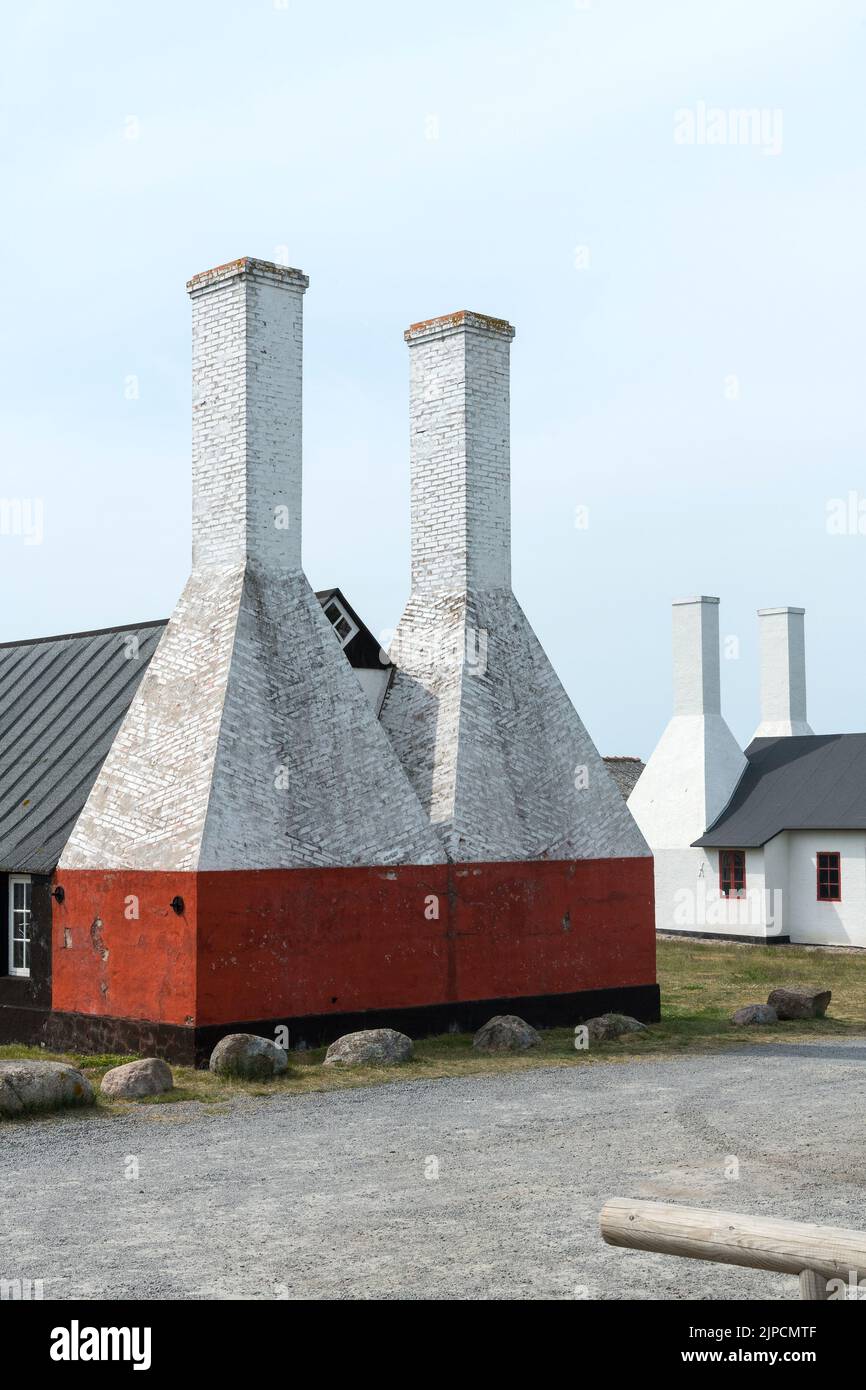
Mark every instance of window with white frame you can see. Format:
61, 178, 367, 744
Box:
9, 875, 32, 977
322, 596, 358, 649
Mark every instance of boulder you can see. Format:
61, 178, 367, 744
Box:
0, 1060, 95, 1117
731, 1004, 778, 1026
472, 1015, 541, 1053
767, 987, 831, 1021
323, 1028, 413, 1067
100, 1058, 173, 1100
209, 1034, 289, 1080
585, 1013, 647, 1043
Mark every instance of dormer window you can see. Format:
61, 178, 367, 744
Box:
323, 596, 358, 649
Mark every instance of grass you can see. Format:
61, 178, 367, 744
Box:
2, 937, 864, 1116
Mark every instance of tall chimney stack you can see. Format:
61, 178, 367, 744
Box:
753, 606, 812, 739
188, 258, 308, 571
628, 595, 748, 932
672, 596, 723, 717
380, 309, 648, 865
61, 258, 443, 873
405, 311, 513, 593
629, 597, 747, 848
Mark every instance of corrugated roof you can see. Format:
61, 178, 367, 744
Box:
694, 734, 866, 849
0, 621, 166, 872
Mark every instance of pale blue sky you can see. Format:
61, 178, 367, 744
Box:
2, 0, 865, 758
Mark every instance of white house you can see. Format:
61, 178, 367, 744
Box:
628, 597, 866, 949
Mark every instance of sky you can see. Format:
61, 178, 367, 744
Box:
1, 0, 865, 759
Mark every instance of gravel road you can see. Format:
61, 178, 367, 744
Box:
3, 1040, 866, 1301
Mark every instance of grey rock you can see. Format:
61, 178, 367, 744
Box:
323, 1028, 413, 1067
731, 1004, 778, 1026
209, 1034, 288, 1079
100, 1058, 173, 1099
767, 987, 831, 1020
472, 1015, 541, 1053
0, 1060, 95, 1117
585, 1013, 647, 1043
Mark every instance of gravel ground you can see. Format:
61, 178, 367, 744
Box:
3, 1039, 866, 1301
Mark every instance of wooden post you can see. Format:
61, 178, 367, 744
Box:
799, 1269, 830, 1300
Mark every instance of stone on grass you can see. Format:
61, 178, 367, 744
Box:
209, 1034, 288, 1080
100, 1058, 173, 1099
0, 1060, 95, 1117
472, 1015, 541, 1053
767, 987, 831, 1021
585, 1013, 647, 1043
323, 1028, 413, 1067
731, 1004, 778, 1026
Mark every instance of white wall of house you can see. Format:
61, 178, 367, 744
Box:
781, 831, 866, 948
656, 845, 779, 940
679, 833, 866, 947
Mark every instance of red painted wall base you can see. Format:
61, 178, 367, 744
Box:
50, 858, 656, 1053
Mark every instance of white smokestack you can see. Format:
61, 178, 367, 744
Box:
672, 596, 723, 716
628, 595, 748, 932
188, 259, 308, 571
753, 606, 812, 739
381, 309, 648, 864
406, 310, 513, 593
629, 597, 746, 846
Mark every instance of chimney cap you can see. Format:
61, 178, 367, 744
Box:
757, 606, 805, 616
672, 595, 720, 607
186, 257, 309, 296
405, 309, 515, 343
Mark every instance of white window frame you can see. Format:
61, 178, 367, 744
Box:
9, 874, 32, 978
322, 595, 358, 649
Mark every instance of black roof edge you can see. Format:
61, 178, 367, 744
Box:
0, 619, 168, 651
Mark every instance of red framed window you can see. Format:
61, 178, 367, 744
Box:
719, 850, 746, 898
817, 852, 841, 902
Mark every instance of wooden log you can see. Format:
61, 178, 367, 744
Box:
600, 1199, 866, 1284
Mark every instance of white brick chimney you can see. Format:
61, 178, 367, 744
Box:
62, 258, 443, 872
753, 606, 812, 739
672, 595, 725, 717
189, 260, 307, 571
630, 598, 747, 843
628, 597, 748, 931
407, 311, 513, 593
380, 310, 648, 864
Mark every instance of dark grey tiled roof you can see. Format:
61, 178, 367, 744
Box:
603, 756, 645, 802
0, 621, 166, 872
694, 734, 866, 849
